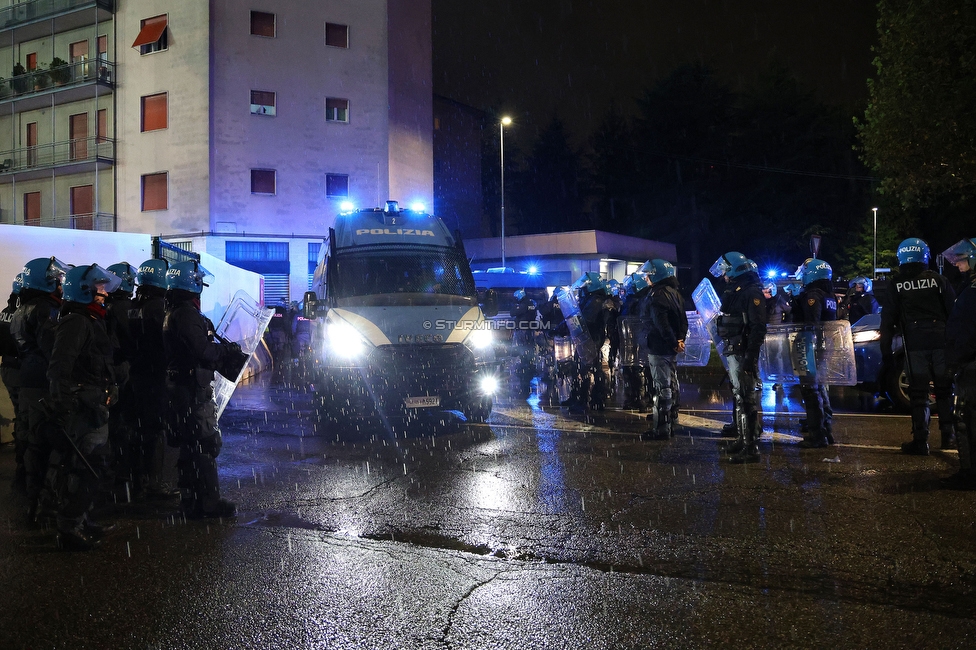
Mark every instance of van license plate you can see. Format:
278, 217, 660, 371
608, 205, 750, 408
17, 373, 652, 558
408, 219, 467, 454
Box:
404, 396, 440, 408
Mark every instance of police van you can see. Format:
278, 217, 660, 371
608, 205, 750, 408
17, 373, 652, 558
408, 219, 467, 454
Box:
303, 201, 497, 424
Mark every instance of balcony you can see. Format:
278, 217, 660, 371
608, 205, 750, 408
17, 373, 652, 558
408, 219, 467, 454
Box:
0, 134, 114, 182
0, 58, 114, 111
0, 0, 114, 42
0, 210, 114, 230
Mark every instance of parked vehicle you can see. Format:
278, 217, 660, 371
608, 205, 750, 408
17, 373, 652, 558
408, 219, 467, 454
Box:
851, 312, 910, 409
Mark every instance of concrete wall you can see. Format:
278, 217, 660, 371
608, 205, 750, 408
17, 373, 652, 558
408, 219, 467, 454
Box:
387, 0, 432, 207
210, 0, 393, 237
116, 0, 211, 235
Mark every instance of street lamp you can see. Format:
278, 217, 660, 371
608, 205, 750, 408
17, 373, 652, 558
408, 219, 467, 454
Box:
500, 116, 512, 269
872, 207, 878, 280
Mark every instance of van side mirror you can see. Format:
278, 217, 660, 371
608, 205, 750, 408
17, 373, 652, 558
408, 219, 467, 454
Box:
302, 291, 318, 320
481, 288, 499, 318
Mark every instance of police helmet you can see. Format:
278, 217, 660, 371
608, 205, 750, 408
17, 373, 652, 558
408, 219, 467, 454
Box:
513, 289, 526, 301
762, 281, 777, 297
709, 252, 757, 279
896, 237, 930, 265
645, 259, 677, 283
849, 275, 872, 294
784, 283, 802, 296
624, 272, 650, 295
21, 257, 69, 293
571, 271, 607, 295
107, 262, 138, 294
136, 258, 170, 289
794, 258, 832, 286
12, 272, 23, 295
941, 238, 976, 270
62, 264, 123, 305
165, 260, 213, 294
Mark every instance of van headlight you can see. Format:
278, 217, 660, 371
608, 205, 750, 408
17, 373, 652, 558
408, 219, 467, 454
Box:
327, 320, 370, 359
465, 327, 493, 350
479, 374, 499, 395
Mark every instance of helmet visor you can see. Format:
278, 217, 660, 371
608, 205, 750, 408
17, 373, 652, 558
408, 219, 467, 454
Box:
85, 264, 123, 295
708, 256, 731, 278
941, 238, 976, 264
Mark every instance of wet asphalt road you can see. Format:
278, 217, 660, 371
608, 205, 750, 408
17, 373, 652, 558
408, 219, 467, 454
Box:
1, 368, 975, 649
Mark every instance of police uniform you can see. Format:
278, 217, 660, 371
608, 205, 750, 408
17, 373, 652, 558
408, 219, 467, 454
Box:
620, 284, 651, 409
944, 277, 976, 488
792, 277, 837, 446
716, 269, 767, 462
1, 291, 21, 444
163, 288, 236, 518
643, 275, 688, 439
880, 262, 956, 451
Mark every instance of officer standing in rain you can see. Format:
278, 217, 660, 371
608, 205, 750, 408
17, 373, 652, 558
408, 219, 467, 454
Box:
840, 276, 880, 324
880, 238, 956, 455
791, 258, 838, 449
641, 259, 687, 440
163, 260, 240, 518
942, 237, 976, 489
710, 252, 767, 464
620, 271, 651, 410
762, 280, 791, 324
105, 262, 138, 494
46, 264, 121, 550
11, 257, 68, 501
126, 259, 177, 499
1, 274, 22, 445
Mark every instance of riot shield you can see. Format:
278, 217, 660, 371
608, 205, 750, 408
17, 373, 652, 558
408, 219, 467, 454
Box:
555, 287, 600, 365
759, 321, 857, 386
617, 316, 646, 367
692, 278, 728, 369
213, 291, 275, 419
676, 311, 711, 367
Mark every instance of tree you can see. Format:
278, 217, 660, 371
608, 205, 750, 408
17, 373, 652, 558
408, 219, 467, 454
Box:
588, 102, 640, 234
857, 0, 976, 210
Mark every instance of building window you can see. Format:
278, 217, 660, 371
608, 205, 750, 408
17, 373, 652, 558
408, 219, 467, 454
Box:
24, 191, 41, 226
26, 53, 37, 71
96, 109, 107, 143
325, 22, 348, 48
133, 15, 168, 55
251, 169, 276, 195
141, 93, 167, 132
250, 90, 276, 116
251, 11, 276, 37
142, 172, 168, 211
326, 174, 348, 198
325, 98, 349, 122
308, 242, 322, 288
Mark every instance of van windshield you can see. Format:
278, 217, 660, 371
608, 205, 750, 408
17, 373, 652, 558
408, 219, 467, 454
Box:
333, 245, 478, 306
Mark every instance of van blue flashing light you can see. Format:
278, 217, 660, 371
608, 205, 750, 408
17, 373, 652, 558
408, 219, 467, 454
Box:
410, 202, 426, 212
766, 269, 779, 279
528, 265, 539, 274
339, 201, 355, 213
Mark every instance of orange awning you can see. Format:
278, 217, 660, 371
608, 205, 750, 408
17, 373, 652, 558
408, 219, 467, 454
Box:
132, 16, 167, 49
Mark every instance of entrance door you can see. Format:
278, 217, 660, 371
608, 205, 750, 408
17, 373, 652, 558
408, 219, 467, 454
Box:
26, 122, 36, 167
69, 113, 88, 160
70, 184, 93, 229
69, 40, 89, 81
24, 191, 40, 226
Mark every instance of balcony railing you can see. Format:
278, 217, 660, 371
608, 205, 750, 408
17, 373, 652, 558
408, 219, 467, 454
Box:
0, 0, 114, 32
0, 58, 114, 102
0, 135, 115, 174
0, 210, 115, 231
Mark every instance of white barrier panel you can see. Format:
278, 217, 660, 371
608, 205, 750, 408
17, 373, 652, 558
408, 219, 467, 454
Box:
759, 321, 857, 386
212, 291, 274, 420
677, 312, 711, 367
692, 278, 728, 370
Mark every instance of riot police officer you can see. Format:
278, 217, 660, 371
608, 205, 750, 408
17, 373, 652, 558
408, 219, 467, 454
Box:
762, 280, 791, 324
1, 274, 23, 445
46, 264, 121, 549
942, 238, 976, 489
11, 257, 68, 498
880, 238, 956, 455
163, 260, 238, 518
710, 252, 767, 463
512, 289, 539, 397
840, 276, 880, 324
105, 262, 137, 493
792, 258, 838, 448
641, 259, 688, 440
619, 271, 652, 410
126, 259, 177, 499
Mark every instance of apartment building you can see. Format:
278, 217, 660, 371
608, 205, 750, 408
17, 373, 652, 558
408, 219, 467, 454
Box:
0, 0, 433, 304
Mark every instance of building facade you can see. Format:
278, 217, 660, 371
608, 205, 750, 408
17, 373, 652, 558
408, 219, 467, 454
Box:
0, 0, 433, 305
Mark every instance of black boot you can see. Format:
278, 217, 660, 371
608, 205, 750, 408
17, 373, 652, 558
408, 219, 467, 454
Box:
729, 431, 760, 464
798, 432, 829, 449
901, 439, 930, 456
941, 430, 956, 450
57, 520, 100, 551
720, 422, 738, 438
720, 433, 745, 454
192, 497, 237, 519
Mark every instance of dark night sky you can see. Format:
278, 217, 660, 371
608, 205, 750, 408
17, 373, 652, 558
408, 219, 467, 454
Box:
432, 0, 879, 140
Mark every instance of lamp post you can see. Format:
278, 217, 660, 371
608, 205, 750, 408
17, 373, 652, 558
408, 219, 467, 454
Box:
872, 207, 878, 280
500, 116, 512, 269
